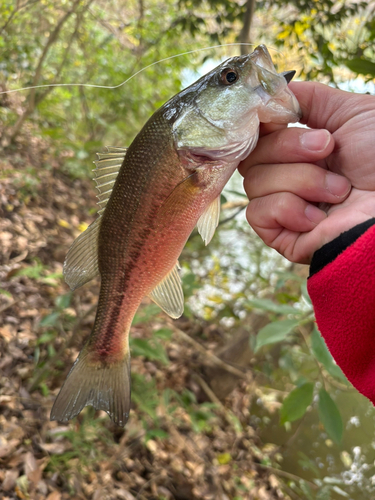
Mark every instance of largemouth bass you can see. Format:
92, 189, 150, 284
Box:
51, 45, 301, 427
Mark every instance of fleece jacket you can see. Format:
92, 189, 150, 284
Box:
307, 218, 375, 403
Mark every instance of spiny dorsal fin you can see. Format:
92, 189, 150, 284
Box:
197, 195, 221, 245
149, 263, 184, 319
63, 147, 127, 290
93, 147, 127, 214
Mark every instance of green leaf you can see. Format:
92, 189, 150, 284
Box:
247, 298, 297, 315
280, 383, 314, 424
153, 328, 173, 340
318, 389, 343, 445
255, 319, 300, 352
39, 382, 50, 397
300, 282, 312, 306
310, 328, 348, 383
37, 331, 56, 345
40, 312, 60, 327
130, 338, 169, 365
332, 486, 349, 498
182, 272, 199, 298
145, 429, 168, 441
132, 304, 160, 325
344, 57, 375, 77
299, 480, 315, 500
16, 262, 46, 279
55, 293, 72, 310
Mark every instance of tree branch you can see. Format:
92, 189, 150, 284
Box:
35, 1, 94, 105
172, 325, 249, 380
9, 0, 84, 141
0, 0, 40, 36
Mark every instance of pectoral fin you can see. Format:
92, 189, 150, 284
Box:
197, 195, 221, 245
157, 172, 200, 221
149, 263, 184, 319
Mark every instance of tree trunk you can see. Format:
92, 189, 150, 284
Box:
239, 0, 256, 55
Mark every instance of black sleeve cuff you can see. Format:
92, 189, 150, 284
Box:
309, 218, 375, 278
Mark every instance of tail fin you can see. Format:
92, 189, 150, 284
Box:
50, 349, 131, 427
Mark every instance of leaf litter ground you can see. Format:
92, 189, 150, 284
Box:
0, 135, 291, 499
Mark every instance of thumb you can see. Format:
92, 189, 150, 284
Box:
288, 81, 371, 132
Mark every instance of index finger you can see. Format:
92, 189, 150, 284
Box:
288, 81, 374, 132
238, 126, 334, 177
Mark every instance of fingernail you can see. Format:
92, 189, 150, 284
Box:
300, 129, 330, 151
305, 204, 327, 224
326, 172, 350, 197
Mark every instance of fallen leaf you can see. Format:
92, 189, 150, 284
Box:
46, 491, 62, 500
39, 442, 66, 455
2, 469, 19, 491
0, 439, 20, 458
24, 451, 37, 475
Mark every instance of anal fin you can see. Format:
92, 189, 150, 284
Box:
149, 263, 184, 319
64, 217, 101, 290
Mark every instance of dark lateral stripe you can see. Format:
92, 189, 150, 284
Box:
309, 218, 375, 278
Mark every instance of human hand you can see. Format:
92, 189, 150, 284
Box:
239, 81, 375, 264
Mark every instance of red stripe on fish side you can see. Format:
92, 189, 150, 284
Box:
89, 274, 134, 362
307, 222, 375, 403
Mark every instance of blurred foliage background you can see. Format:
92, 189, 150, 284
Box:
1, 1, 375, 499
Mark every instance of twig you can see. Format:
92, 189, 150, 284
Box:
192, 373, 223, 407
257, 386, 288, 396
258, 464, 318, 490
172, 326, 249, 380
299, 324, 353, 392
298, 324, 327, 390
218, 205, 247, 227
324, 375, 355, 392
277, 481, 301, 500
221, 200, 248, 211
135, 473, 162, 500
192, 373, 242, 434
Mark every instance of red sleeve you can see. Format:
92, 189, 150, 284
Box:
307, 218, 375, 403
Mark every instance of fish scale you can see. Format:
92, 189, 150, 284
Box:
50, 45, 301, 427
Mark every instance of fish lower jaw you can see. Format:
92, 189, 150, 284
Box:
180, 138, 258, 166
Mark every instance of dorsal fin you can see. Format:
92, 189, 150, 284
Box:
197, 195, 221, 245
93, 147, 127, 214
148, 263, 184, 319
63, 147, 127, 290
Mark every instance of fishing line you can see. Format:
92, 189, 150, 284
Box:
0, 42, 284, 96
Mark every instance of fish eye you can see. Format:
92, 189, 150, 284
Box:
220, 68, 239, 85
